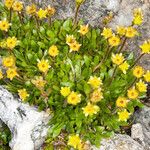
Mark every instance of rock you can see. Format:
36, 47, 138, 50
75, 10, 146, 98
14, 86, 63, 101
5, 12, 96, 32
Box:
134, 106, 150, 150
131, 123, 145, 147
92, 134, 144, 150
0, 86, 50, 150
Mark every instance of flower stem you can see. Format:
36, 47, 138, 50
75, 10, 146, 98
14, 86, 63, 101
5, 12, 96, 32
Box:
48, 17, 52, 26
74, 4, 80, 26
93, 45, 111, 72
9, 8, 12, 23
118, 37, 127, 53
126, 78, 137, 91
130, 53, 145, 69
18, 12, 23, 24
109, 65, 118, 85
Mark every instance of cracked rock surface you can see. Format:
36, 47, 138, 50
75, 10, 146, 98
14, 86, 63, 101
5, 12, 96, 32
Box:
134, 106, 150, 150
92, 134, 144, 150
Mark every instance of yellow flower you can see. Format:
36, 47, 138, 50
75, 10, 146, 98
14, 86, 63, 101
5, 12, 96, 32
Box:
78, 24, 89, 35
37, 8, 47, 19
140, 41, 150, 54
108, 35, 120, 47
101, 27, 113, 39
0, 19, 11, 32
6, 67, 19, 80
127, 87, 139, 99
69, 41, 81, 52
125, 27, 138, 38
111, 53, 124, 65
90, 88, 103, 103
46, 5, 56, 16
88, 76, 102, 89
37, 59, 50, 73
116, 26, 126, 36
143, 70, 150, 82
136, 80, 147, 92
12, 1, 23, 12
48, 45, 59, 57
68, 135, 81, 149
67, 91, 81, 105
118, 109, 130, 121
116, 96, 128, 108
6, 36, 18, 49
60, 87, 71, 97
0, 40, 7, 48
26, 4, 37, 15
133, 8, 143, 17
31, 76, 46, 89
133, 8, 143, 25
2, 55, 15, 68
133, 16, 143, 25
18, 89, 29, 101
133, 66, 144, 78
66, 35, 76, 45
4, 0, 14, 9
82, 102, 99, 117
119, 61, 129, 74
0, 70, 3, 79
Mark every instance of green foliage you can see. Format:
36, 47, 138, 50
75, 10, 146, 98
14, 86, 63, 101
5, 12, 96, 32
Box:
0, 123, 11, 150
0, 1, 148, 149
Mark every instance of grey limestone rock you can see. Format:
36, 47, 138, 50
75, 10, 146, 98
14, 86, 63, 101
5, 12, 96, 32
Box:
92, 134, 144, 150
0, 86, 50, 150
134, 106, 150, 150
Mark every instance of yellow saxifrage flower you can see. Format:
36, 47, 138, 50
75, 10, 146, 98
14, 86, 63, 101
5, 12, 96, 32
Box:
118, 109, 130, 121
127, 87, 139, 99
133, 8, 143, 25
78, 24, 89, 35
101, 27, 113, 39
37, 8, 47, 19
32, 76, 46, 89
2, 56, 15, 68
26, 4, 37, 15
143, 70, 150, 82
66, 35, 76, 45
108, 35, 120, 47
47, 5, 56, 16
69, 41, 81, 52
111, 53, 124, 65
68, 135, 81, 149
0, 70, 3, 79
60, 87, 71, 97
67, 91, 81, 105
6, 37, 18, 49
0, 40, 7, 48
119, 61, 129, 74
82, 102, 99, 117
136, 80, 147, 92
0, 19, 11, 32
133, 66, 144, 78
88, 76, 102, 89
125, 27, 138, 38
6, 67, 19, 80
140, 41, 150, 54
4, 0, 14, 9
37, 59, 50, 73
116, 26, 126, 36
18, 89, 29, 101
90, 88, 103, 103
48, 45, 59, 57
12, 1, 23, 12
116, 96, 128, 108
